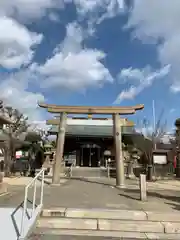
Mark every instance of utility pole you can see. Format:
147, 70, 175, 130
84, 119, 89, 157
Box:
147, 100, 156, 181
152, 100, 156, 150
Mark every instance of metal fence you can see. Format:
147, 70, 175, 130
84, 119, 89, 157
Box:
19, 168, 45, 239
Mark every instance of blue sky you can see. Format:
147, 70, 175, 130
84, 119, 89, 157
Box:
0, 0, 179, 131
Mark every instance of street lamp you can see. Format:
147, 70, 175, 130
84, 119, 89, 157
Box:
175, 118, 180, 178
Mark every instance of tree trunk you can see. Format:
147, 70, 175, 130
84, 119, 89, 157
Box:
176, 154, 180, 178
4, 142, 11, 177
147, 165, 153, 181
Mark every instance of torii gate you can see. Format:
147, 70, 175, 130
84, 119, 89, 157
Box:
38, 103, 144, 187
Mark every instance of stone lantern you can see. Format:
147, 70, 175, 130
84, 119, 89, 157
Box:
127, 147, 139, 178
44, 144, 53, 162
175, 118, 180, 178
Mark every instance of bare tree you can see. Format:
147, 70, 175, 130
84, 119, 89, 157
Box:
29, 124, 49, 144
133, 110, 167, 180
38, 129, 49, 143
1, 106, 29, 176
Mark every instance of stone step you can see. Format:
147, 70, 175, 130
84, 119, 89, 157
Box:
38, 208, 180, 235
37, 217, 165, 233
71, 167, 107, 178
41, 208, 180, 222
32, 228, 180, 240
33, 208, 180, 239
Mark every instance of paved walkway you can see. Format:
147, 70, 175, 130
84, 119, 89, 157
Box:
1, 177, 180, 212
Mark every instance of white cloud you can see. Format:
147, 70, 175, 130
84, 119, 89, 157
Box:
0, 16, 43, 69
0, 71, 45, 122
126, 0, 180, 92
170, 108, 175, 113
170, 84, 180, 93
32, 22, 113, 90
64, 0, 126, 29
0, 1, 58, 124
0, 0, 126, 24
30, 120, 50, 132
48, 12, 60, 22
0, 1, 48, 123
0, 0, 63, 22
114, 65, 170, 104
73, 0, 125, 18
0, 0, 123, 125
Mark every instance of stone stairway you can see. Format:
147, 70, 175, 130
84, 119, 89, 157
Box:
71, 167, 108, 178
30, 208, 180, 239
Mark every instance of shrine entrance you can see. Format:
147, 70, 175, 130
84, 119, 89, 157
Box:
80, 143, 101, 167
38, 103, 144, 187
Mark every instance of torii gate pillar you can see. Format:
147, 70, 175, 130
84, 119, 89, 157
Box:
113, 113, 125, 187
52, 112, 66, 185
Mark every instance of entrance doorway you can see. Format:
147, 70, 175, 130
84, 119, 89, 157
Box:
91, 148, 99, 167
80, 144, 101, 167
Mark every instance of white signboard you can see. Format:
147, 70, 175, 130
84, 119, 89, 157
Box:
153, 155, 167, 165
16, 151, 22, 159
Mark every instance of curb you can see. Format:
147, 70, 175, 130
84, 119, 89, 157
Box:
42, 207, 180, 222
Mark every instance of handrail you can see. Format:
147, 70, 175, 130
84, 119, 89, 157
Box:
11, 200, 32, 238
19, 168, 45, 238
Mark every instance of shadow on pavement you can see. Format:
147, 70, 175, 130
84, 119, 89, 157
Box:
118, 188, 180, 210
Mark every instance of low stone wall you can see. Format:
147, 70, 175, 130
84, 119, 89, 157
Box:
133, 164, 174, 179
109, 163, 174, 180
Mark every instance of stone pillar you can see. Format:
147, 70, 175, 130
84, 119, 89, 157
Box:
139, 174, 147, 201
113, 113, 125, 187
52, 112, 66, 185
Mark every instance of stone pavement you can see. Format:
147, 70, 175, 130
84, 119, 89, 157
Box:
2, 176, 180, 239
0, 176, 180, 212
